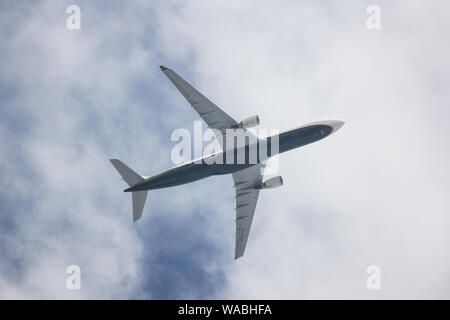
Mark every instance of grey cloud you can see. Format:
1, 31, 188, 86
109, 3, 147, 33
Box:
1, 0, 449, 299
153, 0, 450, 299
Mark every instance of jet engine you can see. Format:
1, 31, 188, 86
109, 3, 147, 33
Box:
259, 176, 283, 189
232, 115, 260, 129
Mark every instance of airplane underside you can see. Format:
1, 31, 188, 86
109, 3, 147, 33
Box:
110, 65, 344, 259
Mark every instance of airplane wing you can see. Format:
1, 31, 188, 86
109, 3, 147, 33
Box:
232, 164, 263, 259
160, 66, 237, 146
161, 66, 263, 258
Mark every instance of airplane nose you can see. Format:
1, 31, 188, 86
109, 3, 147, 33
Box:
330, 120, 345, 132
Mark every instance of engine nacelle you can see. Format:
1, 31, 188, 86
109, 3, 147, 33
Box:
259, 176, 283, 189
232, 115, 260, 129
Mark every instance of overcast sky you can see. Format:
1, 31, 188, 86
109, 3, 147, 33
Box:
0, 0, 449, 299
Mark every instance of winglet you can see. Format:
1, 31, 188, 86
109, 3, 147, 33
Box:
160, 65, 168, 71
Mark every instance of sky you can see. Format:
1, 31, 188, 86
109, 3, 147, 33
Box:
0, 0, 449, 299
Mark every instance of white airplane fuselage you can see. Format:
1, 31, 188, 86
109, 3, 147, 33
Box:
125, 120, 344, 192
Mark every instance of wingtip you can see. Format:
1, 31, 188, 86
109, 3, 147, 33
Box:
159, 65, 168, 71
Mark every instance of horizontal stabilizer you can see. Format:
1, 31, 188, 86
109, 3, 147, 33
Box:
109, 159, 144, 187
109, 159, 148, 222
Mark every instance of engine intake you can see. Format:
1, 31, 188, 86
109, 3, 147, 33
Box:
231, 115, 260, 129
259, 176, 283, 189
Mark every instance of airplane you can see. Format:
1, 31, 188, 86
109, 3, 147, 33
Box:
110, 66, 345, 259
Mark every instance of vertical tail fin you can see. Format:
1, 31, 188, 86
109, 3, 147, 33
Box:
131, 190, 148, 222
109, 159, 148, 222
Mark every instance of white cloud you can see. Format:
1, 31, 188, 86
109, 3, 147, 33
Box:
1, 0, 449, 299
153, 0, 450, 298
0, 1, 158, 299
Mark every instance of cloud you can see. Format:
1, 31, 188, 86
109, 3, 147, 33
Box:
0, 0, 449, 299
0, 0, 158, 299
153, 0, 450, 299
